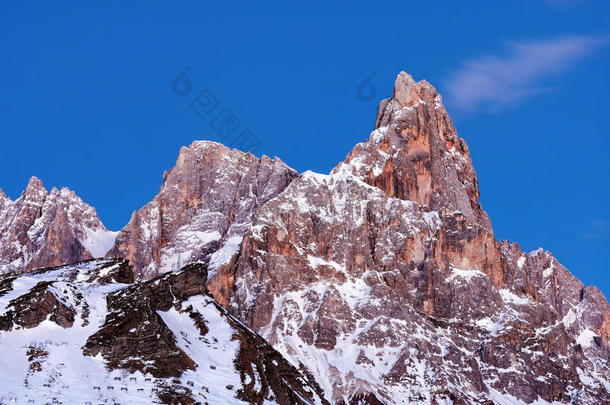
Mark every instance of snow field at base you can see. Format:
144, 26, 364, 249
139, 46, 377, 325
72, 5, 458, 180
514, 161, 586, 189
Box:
0, 261, 277, 405
0, 265, 139, 404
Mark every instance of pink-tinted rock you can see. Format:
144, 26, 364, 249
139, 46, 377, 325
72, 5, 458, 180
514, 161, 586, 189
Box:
0, 177, 115, 274
108, 141, 297, 279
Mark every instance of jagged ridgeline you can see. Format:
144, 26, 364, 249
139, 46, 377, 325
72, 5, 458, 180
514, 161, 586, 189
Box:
0, 72, 608, 404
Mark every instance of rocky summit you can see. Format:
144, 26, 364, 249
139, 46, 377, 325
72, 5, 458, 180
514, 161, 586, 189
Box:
218, 73, 610, 404
0, 72, 608, 404
108, 142, 298, 280
0, 177, 117, 274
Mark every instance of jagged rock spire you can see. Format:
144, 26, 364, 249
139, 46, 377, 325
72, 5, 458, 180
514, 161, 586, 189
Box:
343, 72, 491, 230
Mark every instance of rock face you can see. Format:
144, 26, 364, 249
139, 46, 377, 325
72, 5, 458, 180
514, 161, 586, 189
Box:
0, 259, 328, 404
213, 73, 610, 404
108, 141, 298, 280
0, 177, 117, 274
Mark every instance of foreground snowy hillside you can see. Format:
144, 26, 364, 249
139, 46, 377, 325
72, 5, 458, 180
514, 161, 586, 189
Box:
0, 259, 327, 404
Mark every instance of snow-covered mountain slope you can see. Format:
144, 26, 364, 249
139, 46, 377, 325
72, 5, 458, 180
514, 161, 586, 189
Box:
0, 177, 117, 274
211, 73, 610, 404
0, 259, 328, 404
226, 166, 610, 404
108, 141, 298, 280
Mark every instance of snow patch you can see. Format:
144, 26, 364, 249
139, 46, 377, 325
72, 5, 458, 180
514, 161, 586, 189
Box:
369, 126, 389, 145
562, 308, 576, 327
307, 255, 343, 272
208, 236, 243, 276
499, 289, 530, 306
542, 261, 554, 279
576, 329, 598, 349
446, 267, 486, 283
423, 211, 441, 232
83, 228, 118, 258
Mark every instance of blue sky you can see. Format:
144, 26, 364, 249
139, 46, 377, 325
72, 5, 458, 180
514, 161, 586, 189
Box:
1, 1, 609, 295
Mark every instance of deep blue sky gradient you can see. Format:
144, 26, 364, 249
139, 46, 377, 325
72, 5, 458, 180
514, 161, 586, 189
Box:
1, 1, 609, 294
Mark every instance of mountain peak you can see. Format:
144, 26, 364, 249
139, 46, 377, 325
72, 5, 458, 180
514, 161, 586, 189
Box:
179, 139, 225, 156
224, 72, 609, 403
187, 139, 226, 150
109, 140, 298, 279
0, 179, 114, 273
178, 140, 278, 167
345, 71, 491, 230
393, 71, 431, 107
2, 71, 609, 404
22, 176, 47, 199
26, 175, 43, 186
58, 186, 78, 200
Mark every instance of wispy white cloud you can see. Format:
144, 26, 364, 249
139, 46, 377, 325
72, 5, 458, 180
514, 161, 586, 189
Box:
445, 34, 607, 113
581, 219, 610, 240
541, 0, 587, 8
